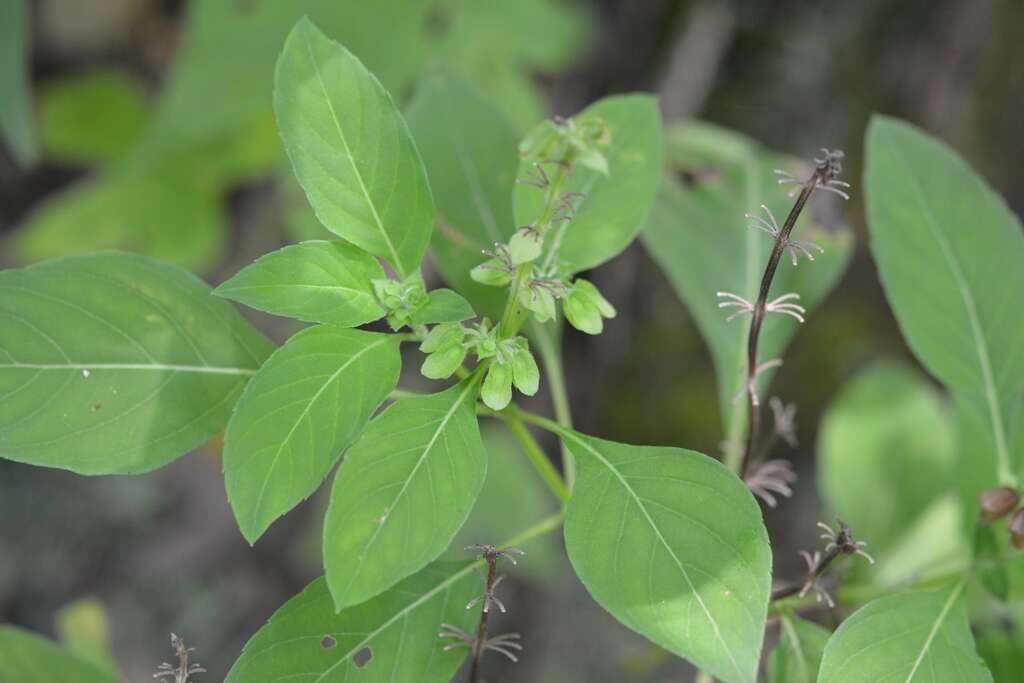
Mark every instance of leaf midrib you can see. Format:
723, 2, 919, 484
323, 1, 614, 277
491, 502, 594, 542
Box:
902, 582, 964, 683
336, 380, 477, 603
882, 143, 1013, 485
246, 335, 393, 535
564, 431, 746, 681
0, 362, 256, 375
300, 22, 406, 275
313, 564, 477, 682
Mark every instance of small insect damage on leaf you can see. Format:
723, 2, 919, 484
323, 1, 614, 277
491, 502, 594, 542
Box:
353, 646, 372, 668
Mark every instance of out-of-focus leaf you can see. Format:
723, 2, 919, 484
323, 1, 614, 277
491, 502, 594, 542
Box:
954, 394, 1024, 528
406, 68, 519, 319
324, 379, 485, 610
0, 0, 35, 166
215, 241, 386, 327
0, 252, 272, 474
515, 95, 663, 274
865, 116, 1024, 489
818, 361, 955, 553
818, 583, 991, 683
974, 523, 1010, 602
642, 122, 853, 450
225, 328, 401, 543
13, 171, 225, 273
225, 564, 479, 683
55, 598, 119, 677
425, 0, 589, 130
976, 623, 1024, 683
38, 69, 151, 166
767, 615, 830, 683
275, 18, 434, 278
0, 626, 121, 683
561, 430, 771, 683
872, 495, 968, 587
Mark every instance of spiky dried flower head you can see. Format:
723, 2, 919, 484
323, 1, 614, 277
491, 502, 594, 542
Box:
466, 544, 525, 566
768, 397, 799, 447
819, 519, 874, 564
746, 204, 825, 266
153, 633, 205, 682
745, 459, 797, 508
774, 147, 851, 200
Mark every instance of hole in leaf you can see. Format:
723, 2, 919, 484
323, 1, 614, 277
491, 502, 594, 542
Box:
353, 647, 372, 668
321, 635, 337, 649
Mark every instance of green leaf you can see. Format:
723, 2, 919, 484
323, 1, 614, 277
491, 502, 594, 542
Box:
818, 583, 992, 683
214, 241, 386, 327
818, 361, 956, 554
405, 67, 520, 319
225, 563, 480, 683
225, 327, 401, 543
976, 623, 1024, 683
275, 18, 434, 277
38, 69, 151, 166
642, 122, 853, 450
0, 252, 272, 474
13, 170, 227, 274
324, 379, 486, 609
973, 523, 1010, 602
0, 626, 121, 683
767, 615, 830, 683
865, 116, 1024, 487
514, 95, 663, 273
560, 430, 771, 683
424, 0, 588, 131
55, 598, 119, 678
408, 289, 476, 326
0, 0, 35, 166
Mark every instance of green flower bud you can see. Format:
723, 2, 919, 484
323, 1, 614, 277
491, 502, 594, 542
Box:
508, 228, 543, 265
470, 258, 513, 287
421, 343, 467, 380
419, 323, 464, 353
510, 340, 539, 396
564, 279, 615, 335
482, 361, 513, 411
476, 336, 499, 359
518, 285, 557, 323
519, 120, 566, 163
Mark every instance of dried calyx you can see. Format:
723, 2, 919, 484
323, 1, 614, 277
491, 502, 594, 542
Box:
978, 486, 1020, 524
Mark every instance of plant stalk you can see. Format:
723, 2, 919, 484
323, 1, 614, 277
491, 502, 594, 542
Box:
737, 183, 816, 476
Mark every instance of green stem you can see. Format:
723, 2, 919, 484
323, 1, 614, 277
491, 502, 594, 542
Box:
532, 321, 576, 488
498, 509, 565, 549
510, 406, 569, 438
388, 388, 423, 401
498, 162, 570, 339
503, 413, 570, 505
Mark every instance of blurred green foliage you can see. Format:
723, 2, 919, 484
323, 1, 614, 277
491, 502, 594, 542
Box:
12, 0, 588, 273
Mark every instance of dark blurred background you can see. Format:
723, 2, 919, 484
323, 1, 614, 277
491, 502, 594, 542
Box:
2, 1, 1023, 681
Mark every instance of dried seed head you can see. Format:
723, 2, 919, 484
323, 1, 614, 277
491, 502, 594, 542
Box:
1010, 508, 1024, 549
979, 486, 1020, 524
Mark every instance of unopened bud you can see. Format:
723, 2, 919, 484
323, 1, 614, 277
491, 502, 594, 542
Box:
1010, 508, 1024, 549
979, 486, 1020, 524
